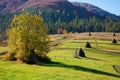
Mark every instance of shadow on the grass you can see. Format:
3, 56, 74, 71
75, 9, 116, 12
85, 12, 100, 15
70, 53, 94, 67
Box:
85, 57, 102, 61
57, 47, 120, 56
89, 48, 120, 56
42, 61, 120, 78
74, 57, 103, 62
113, 65, 120, 74
56, 48, 76, 50
70, 41, 95, 44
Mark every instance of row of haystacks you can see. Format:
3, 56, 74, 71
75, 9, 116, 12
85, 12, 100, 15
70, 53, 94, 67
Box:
69, 32, 120, 40
74, 35, 118, 58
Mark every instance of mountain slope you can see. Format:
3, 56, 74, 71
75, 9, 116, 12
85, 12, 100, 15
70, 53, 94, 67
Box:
72, 2, 118, 18
12, 0, 97, 18
0, 0, 28, 13
0, 0, 74, 12
15, 0, 70, 10
0, 0, 118, 18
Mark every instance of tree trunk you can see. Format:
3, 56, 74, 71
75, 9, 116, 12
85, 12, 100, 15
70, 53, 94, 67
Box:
30, 48, 40, 64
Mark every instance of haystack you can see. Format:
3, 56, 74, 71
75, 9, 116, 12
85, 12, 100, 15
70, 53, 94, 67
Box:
113, 33, 116, 37
85, 42, 91, 48
74, 48, 86, 57
89, 32, 91, 36
78, 48, 86, 57
112, 39, 117, 44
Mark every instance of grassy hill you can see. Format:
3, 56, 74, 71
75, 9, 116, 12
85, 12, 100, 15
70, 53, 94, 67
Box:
0, 32, 120, 80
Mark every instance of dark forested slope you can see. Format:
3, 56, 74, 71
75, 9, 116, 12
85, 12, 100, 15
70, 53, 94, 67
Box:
0, 0, 120, 38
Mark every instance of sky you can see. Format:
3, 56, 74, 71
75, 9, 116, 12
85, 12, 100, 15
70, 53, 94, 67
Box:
68, 0, 120, 16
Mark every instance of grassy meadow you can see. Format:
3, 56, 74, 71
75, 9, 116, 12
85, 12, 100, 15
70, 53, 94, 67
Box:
0, 32, 120, 80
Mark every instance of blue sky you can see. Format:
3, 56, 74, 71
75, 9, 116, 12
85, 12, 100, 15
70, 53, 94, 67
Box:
68, 0, 120, 16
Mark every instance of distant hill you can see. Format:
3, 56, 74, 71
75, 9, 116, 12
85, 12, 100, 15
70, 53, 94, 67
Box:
0, 0, 96, 18
13, 0, 72, 11
0, 0, 28, 13
72, 2, 119, 18
0, 0, 119, 18
0, 0, 74, 12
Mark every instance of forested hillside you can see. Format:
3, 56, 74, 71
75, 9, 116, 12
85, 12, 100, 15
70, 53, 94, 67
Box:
72, 2, 120, 18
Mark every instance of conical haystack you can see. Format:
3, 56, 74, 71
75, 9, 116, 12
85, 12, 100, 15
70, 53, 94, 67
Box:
78, 48, 86, 57
112, 39, 117, 44
85, 42, 91, 48
74, 48, 86, 57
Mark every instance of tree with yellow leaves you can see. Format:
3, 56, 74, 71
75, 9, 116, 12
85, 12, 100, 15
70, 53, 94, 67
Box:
6, 13, 50, 64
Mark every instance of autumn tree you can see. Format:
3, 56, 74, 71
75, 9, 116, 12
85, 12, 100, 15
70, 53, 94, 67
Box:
6, 13, 50, 64
62, 29, 68, 34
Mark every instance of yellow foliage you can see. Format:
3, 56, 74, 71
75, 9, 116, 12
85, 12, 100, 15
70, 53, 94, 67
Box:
6, 12, 50, 63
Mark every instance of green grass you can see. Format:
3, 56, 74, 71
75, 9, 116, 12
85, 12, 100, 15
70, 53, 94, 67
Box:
0, 39, 120, 80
